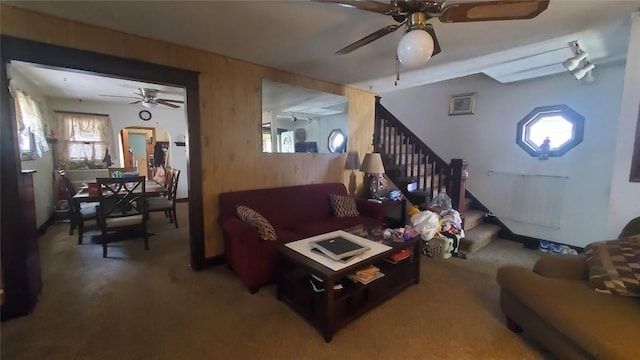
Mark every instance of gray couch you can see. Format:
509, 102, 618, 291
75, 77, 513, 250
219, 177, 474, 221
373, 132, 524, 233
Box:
497, 254, 640, 359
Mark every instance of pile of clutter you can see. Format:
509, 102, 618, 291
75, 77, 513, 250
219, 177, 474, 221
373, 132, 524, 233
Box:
408, 192, 464, 258
538, 240, 579, 255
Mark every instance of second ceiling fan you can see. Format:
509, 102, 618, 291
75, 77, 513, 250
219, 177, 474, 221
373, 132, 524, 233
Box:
317, 0, 550, 67
100, 88, 184, 108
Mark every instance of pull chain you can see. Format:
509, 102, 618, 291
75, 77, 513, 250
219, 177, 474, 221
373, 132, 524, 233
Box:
395, 55, 400, 86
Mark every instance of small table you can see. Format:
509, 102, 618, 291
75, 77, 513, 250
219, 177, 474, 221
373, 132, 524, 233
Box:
276, 226, 421, 342
361, 198, 407, 227
380, 198, 407, 227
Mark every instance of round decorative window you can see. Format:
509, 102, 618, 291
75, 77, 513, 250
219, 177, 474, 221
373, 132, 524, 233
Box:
327, 129, 347, 153
516, 105, 584, 159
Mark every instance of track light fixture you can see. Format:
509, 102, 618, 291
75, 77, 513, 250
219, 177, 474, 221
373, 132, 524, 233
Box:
573, 62, 595, 80
562, 51, 588, 71
563, 41, 596, 82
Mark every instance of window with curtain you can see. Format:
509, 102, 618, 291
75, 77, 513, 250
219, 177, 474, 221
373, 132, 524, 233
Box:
14, 89, 49, 158
56, 112, 114, 166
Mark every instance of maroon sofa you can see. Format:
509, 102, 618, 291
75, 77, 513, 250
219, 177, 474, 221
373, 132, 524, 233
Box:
218, 183, 384, 293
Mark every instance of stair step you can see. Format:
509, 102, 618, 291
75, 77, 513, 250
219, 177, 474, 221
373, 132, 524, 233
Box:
464, 198, 472, 212
463, 210, 485, 231
460, 224, 500, 254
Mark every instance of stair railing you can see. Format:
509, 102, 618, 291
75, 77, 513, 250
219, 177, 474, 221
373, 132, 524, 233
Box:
374, 97, 467, 213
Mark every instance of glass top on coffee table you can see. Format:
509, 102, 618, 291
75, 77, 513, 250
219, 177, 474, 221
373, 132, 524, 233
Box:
343, 224, 418, 245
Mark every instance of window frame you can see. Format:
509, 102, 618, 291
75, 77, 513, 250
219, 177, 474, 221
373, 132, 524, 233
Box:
327, 128, 347, 153
516, 104, 585, 158
19, 128, 37, 161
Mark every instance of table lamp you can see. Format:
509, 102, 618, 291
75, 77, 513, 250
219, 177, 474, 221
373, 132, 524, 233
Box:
344, 152, 360, 196
359, 153, 385, 199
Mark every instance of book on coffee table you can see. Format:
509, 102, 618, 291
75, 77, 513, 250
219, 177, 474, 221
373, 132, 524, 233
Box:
348, 271, 385, 285
384, 249, 411, 264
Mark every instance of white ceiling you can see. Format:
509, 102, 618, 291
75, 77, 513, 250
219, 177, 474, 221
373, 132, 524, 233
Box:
8, 61, 185, 106
5, 0, 640, 97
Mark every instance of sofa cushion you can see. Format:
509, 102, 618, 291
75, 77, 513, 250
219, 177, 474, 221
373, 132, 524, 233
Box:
329, 194, 359, 218
584, 237, 640, 296
237, 205, 277, 241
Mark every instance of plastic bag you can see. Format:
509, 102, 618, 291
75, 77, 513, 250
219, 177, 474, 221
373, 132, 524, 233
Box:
429, 191, 452, 212
410, 210, 440, 241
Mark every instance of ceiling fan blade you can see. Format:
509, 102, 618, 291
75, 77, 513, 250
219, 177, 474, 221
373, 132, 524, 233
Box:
337, 24, 402, 54
423, 25, 441, 57
157, 100, 180, 108
100, 94, 139, 99
130, 100, 141, 105
158, 98, 184, 103
439, 0, 549, 23
313, 0, 394, 15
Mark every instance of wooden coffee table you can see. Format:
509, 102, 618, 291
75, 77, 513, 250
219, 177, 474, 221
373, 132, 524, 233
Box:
276, 226, 420, 342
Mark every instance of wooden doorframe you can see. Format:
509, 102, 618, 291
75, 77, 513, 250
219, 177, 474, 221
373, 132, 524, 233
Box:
0, 35, 210, 272
121, 126, 157, 177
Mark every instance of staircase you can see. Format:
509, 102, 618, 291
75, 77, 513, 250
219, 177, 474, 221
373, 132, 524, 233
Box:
374, 99, 500, 254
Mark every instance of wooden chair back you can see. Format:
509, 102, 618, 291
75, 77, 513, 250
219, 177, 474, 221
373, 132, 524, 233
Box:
58, 170, 81, 216
168, 169, 180, 202
96, 176, 147, 219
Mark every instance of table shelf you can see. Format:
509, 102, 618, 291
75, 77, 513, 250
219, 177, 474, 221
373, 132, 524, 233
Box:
277, 237, 420, 342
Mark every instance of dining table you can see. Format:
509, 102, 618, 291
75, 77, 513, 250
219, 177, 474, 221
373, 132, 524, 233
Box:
72, 179, 167, 203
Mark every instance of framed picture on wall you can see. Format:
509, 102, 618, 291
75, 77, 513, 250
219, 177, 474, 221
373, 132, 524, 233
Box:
448, 93, 477, 116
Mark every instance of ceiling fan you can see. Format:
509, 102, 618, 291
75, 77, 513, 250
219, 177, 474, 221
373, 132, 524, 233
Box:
276, 114, 313, 123
100, 88, 184, 108
316, 0, 550, 67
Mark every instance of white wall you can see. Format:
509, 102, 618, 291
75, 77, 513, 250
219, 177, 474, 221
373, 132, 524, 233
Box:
609, 13, 640, 236
381, 62, 627, 248
9, 66, 56, 228
47, 99, 190, 199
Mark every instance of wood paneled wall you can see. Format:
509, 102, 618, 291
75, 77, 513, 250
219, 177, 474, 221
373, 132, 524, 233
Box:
1, 5, 376, 258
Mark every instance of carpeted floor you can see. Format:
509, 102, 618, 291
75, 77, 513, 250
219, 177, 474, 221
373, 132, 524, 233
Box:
1, 203, 552, 359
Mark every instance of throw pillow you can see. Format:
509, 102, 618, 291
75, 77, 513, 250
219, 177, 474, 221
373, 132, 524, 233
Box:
329, 194, 359, 218
584, 237, 640, 297
236, 205, 277, 241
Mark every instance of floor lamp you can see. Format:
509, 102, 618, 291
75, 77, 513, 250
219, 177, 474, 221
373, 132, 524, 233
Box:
344, 152, 360, 196
359, 153, 385, 199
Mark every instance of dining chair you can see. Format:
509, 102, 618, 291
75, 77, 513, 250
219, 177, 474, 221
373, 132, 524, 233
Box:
96, 176, 149, 258
146, 169, 180, 228
58, 170, 99, 244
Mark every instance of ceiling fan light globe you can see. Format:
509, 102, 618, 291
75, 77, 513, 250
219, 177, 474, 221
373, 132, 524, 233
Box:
141, 101, 157, 109
397, 30, 434, 68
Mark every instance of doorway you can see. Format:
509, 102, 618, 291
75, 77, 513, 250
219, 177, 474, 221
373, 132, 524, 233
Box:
120, 127, 156, 178
1, 35, 207, 319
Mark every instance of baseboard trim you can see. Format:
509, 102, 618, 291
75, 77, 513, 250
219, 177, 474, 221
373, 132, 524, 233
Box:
36, 215, 56, 236
192, 254, 226, 270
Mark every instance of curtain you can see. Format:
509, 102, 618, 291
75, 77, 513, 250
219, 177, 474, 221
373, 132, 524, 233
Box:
14, 89, 49, 157
56, 112, 114, 166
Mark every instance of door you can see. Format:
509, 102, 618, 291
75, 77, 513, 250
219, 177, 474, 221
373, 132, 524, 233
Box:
120, 128, 132, 169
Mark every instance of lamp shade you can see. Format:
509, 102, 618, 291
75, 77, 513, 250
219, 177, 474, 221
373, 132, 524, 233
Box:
344, 151, 361, 170
562, 51, 588, 71
397, 30, 434, 68
359, 153, 385, 174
